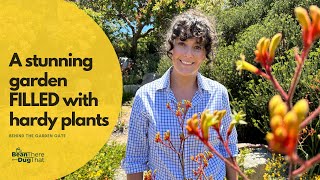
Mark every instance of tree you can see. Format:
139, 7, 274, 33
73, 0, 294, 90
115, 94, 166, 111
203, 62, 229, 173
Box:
76, 0, 196, 63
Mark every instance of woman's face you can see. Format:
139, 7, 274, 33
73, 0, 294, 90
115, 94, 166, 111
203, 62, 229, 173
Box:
171, 37, 206, 77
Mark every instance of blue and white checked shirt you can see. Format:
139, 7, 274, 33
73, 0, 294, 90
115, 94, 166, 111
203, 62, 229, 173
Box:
122, 67, 238, 180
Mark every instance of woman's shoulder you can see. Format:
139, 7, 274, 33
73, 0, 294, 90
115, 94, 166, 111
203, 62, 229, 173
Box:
135, 78, 163, 96
199, 74, 228, 93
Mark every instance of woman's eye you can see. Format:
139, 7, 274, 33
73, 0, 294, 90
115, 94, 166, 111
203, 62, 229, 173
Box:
194, 46, 202, 50
178, 42, 185, 46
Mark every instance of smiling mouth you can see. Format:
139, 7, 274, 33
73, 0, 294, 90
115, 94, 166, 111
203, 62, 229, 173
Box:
180, 60, 194, 65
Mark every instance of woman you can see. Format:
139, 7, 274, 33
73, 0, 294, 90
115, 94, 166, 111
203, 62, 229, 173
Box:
122, 10, 238, 180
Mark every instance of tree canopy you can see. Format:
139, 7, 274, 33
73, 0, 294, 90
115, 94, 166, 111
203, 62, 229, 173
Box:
76, 0, 196, 62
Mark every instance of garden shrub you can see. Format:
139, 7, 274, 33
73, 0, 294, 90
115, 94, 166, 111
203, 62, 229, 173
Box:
195, 0, 320, 146
156, 55, 172, 76
60, 142, 126, 180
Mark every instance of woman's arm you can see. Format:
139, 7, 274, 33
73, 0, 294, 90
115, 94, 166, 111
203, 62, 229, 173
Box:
226, 157, 238, 180
127, 172, 143, 180
122, 92, 149, 176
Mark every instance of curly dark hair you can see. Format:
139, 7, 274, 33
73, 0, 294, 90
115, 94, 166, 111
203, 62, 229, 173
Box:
165, 9, 217, 61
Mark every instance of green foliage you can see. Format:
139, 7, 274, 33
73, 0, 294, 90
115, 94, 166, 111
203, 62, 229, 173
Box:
196, 0, 320, 144
263, 153, 288, 179
60, 142, 126, 180
135, 53, 161, 75
237, 147, 256, 179
156, 55, 172, 76
298, 120, 320, 176
122, 72, 142, 85
122, 90, 135, 104
218, 0, 273, 45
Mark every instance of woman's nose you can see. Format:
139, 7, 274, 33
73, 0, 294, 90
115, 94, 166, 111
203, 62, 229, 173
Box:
184, 47, 194, 58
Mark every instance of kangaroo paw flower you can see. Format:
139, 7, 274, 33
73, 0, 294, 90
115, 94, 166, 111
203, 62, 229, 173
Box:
269, 33, 282, 61
266, 95, 309, 156
295, 7, 311, 31
228, 110, 246, 136
236, 54, 259, 74
186, 114, 200, 136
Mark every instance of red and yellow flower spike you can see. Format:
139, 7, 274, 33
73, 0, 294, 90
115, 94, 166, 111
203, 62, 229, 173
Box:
186, 114, 199, 136
200, 110, 215, 142
294, 6, 320, 47
200, 110, 226, 142
266, 95, 310, 156
211, 110, 226, 132
166, 102, 171, 110
187, 109, 227, 142
155, 132, 161, 143
184, 99, 192, 109
176, 108, 182, 117
228, 110, 246, 137
254, 37, 270, 67
295, 7, 311, 31
164, 130, 170, 141
254, 33, 282, 67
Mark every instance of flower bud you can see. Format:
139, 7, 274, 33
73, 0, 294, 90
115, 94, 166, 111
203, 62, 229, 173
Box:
180, 133, 185, 141
266, 132, 274, 142
294, 7, 311, 31
193, 170, 198, 176
273, 141, 284, 154
262, 38, 270, 56
283, 111, 299, 130
254, 50, 260, 60
212, 110, 226, 131
192, 113, 198, 119
155, 132, 161, 143
273, 102, 288, 117
176, 109, 182, 117
185, 100, 192, 109
186, 117, 199, 135
206, 151, 213, 159
190, 156, 195, 161
203, 158, 208, 167
274, 126, 288, 142
269, 95, 283, 114
310, 5, 320, 23
287, 128, 299, 140
292, 99, 309, 122
257, 37, 266, 54
269, 33, 282, 60
236, 59, 259, 74
164, 130, 170, 141
270, 115, 283, 131
166, 102, 171, 110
